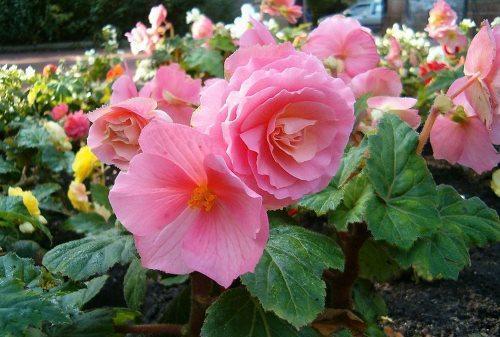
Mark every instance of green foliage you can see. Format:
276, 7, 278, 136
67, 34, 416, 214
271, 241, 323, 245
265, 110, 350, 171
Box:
184, 47, 224, 78
352, 280, 387, 323
63, 212, 111, 235
43, 229, 136, 281
299, 183, 343, 216
241, 226, 344, 328
201, 288, 320, 337
123, 257, 147, 311
365, 115, 439, 249
358, 240, 400, 282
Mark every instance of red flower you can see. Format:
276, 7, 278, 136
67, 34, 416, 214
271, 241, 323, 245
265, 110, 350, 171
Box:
106, 64, 125, 82
419, 61, 448, 85
64, 110, 90, 140
43, 64, 57, 77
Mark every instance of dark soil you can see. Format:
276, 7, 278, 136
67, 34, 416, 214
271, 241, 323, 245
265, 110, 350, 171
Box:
380, 159, 500, 336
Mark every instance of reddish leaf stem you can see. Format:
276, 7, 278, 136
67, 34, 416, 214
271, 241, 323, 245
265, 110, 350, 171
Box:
114, 323, 184, 335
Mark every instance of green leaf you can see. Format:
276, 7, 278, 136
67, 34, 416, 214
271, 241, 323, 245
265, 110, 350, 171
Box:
358, 240, 400, 282
16, 125, 50, 148
329, 174, 375, 231
299, 184, 343, 216
59, 275, 108, 309
63, 212, 111, 235
241, 226, 344, 328
365, 115, 439, 249
201, 288, 320, 337
90, 184, 112, 210
209, 34, 237, 52
43, 229, 135, 281
46, 309, 120, 337
352, 280, 387, 323
335, 140, 368, 187
426, 67, 463, 93
184, 47, 224, 77
392, 226, 470, 280
0, 156, 17, 174
123, 257, 147, 311
0, 252, 40, 286
32, 183, 61, 201
160, 275, 189, 287
354, 93, 371, 124
436, 185, 500, 247
0, 278, 69, 335
39, 146, 74, 174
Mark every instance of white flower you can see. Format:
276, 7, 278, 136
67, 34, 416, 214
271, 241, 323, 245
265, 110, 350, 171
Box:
186, 8, 201, 24
19, 222, 35, 234
226, 3, 260, 38
25, 66, 35, 78
44, 121, 72, 151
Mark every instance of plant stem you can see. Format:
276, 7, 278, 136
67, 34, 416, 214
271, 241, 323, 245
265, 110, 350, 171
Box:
416, 72, 481, 154
328, 223, 369, 309
187, 272, 214, 337
114, 323, 184, 335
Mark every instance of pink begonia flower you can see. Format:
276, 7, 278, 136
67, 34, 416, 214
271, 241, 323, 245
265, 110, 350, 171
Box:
302, 15, 379, 80
191, 15, 214, 40
436, 27, 468, 55
462, 22, 500, 127
148, 4, 167, 31
64, 110, 90, 140
366, 96, 421, 129
110, 75, 139, 104
51, 103, 69, 121
261, 0, 303, 24
349, 67, 402, 99
141, 64, 202, 125
386, 37, 403, 69
192, 43, 355, 209
109, 119, 269, 288
430, 77, 500, 173
426, 0, 457, 38
125, 22, 155, 55
87, 97, 172, 170
239, 18, 275, 47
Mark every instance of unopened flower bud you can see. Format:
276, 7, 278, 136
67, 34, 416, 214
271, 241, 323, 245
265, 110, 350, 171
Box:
433, 94, 454, 114
19, 222, 35, 234
451, 105, 468, 123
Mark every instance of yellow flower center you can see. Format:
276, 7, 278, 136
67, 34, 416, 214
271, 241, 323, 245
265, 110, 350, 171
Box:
188, 185, 216, 212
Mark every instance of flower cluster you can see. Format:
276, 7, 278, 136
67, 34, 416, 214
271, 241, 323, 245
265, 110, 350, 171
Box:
426, 0, 467, 55
125, 5, 168, 55
49, 103, 89, 140
261, 0, 303, 24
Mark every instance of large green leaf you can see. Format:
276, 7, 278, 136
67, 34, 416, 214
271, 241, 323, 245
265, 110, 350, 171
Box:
352, 280, 387, 323
298, 184, 343, 216
358, 240, 400, 282
43, 229, 135, 281
365, 115, 439, 249
59, 275, 109, 309
123, 258, 147, 311
0, 252, 40, 287
90, 184, 112, 211
0, 156, 17, 174
392, 226, 470, 280
32, 183, 61, 201
0, 278, 69, 335
334, 140, 368, 187
15, 125, 50, 148
329, 174, 375, 231
184, 47, 224, 77
63, 212, 111, 235
201, 288, 319, 337
241, 226, 343, 328
46, 309, 120, 337
436, 185, 500, 247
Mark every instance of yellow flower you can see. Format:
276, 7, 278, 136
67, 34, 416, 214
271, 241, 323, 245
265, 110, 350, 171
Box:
68, 181, 91, 212
8, 187, 41, 216
491, 169, 500, 197
72, 146, 99, 183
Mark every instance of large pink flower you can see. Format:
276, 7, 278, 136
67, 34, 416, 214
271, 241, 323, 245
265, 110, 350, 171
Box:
87, 97, 171, 170
148, 4, 167, 31
430, 77, 499, 173
51, 103, 69, 121
426, 0, 457, 38
239, 18, 275, 47
462, 22, 499, 127
366, 96, 420, 129
261, 0, 302, 24
192, 43, 355, 208
64, 110, 90, 140
125, 22, 155, 55
142, 64, 201, 125
109, 119, 268, 287
349, 67, 402, 99
191, 15, 214, 40
302, 15, 379, 80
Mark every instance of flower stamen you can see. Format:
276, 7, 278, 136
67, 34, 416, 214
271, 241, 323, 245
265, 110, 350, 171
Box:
188, 185, 216, 212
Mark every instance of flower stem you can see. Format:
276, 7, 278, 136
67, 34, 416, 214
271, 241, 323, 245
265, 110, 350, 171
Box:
187, 272, 214, 337
114, 323, 184, 335
416, 72, 481, 154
